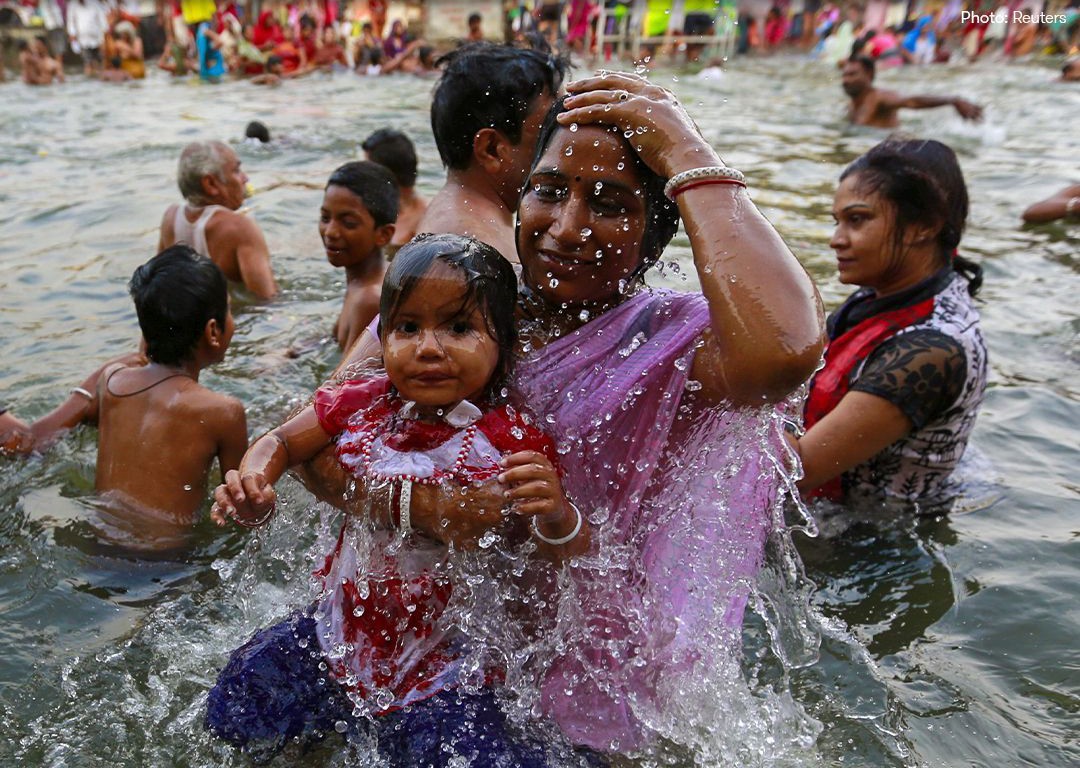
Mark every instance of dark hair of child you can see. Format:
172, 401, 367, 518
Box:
379, 233, 518, 396
245, 121, 271, 143
326, 161, 400, 228
129, 245, 228, 365
361, 129, 418, 188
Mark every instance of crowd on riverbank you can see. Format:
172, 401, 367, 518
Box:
3, 0, 1079, 86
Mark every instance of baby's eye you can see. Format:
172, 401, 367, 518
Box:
449, 320, 473, 335
396, 321, 419, 334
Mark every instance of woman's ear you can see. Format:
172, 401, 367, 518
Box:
903, 218, 942, 248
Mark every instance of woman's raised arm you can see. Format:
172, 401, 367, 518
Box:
560, 73, 824, 406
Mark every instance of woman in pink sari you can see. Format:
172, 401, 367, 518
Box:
213, 72, 823, 762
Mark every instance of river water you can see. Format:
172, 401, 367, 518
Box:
1, 57, 1077, 766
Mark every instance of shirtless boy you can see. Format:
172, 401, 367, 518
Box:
842, 55, 983, 129
319, 161, 399, 352
159, 141, 278, 299
423, 43, 568, 263
87, 246, 247, 543
361, 128, 427, 247
18, 39, 65, 85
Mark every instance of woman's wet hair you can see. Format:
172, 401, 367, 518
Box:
129, 245, 228, 365
841, 138, 982, 296
326, 161, 399, 228
379, 234, 518, 395
528, 96, 681, 282
431, 42, 568, 170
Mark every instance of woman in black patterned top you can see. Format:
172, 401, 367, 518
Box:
794, 139, 988, 504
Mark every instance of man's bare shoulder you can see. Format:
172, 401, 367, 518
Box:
419, 192, 517, 262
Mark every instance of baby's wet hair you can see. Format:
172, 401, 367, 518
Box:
326, 161, 399, 228
379, 234, 518, 395
129, 245, 228, 365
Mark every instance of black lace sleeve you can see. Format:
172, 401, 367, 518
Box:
850, 329, 968, 429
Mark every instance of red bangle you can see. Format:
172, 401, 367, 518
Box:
669, 177, 747, 198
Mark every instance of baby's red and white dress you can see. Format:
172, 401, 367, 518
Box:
311, 376, 558, 714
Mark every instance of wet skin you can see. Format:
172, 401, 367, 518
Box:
382, 262, 500, 415
518, 126, 647, 309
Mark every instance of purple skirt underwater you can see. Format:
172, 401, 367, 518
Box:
205, 611, 607, 766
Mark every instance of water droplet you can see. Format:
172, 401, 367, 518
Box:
549, 277, 560, 288
478, 531, 498, 549
623, 129, 634, 139
564, 146, 573, 156
569, 122, 579, 133
183, 484, 192, 491
580, 227, 593, 238
616, 162, 625, 170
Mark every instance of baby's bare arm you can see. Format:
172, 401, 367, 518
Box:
213, 405, 330, 526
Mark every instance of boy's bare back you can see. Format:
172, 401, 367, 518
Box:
93, 363, 247, 532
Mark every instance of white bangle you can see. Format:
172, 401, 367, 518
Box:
531, 502, 582, 546
70, 386, 93, 399
398, 479, 412, 533
664, 165, 746, 200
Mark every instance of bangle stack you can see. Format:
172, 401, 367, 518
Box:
398, 479, 412, 533
664, 165, 747, 200
531, 502, 583, 546
388, 478, 412, 532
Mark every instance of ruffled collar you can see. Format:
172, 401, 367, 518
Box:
398, 399, 483, 428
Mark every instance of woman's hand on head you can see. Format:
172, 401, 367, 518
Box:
211, 469, 276, 528
559, 71, 721, 179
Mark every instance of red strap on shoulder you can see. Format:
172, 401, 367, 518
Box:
803, 297, 935, 499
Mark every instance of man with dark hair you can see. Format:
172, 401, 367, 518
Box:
841, 55, 983, 128
158, 141, 277, 299
422, 42, 568, 262
466, 12, 484, 41
362, 128, 428, 246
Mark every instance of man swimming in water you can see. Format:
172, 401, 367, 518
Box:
421, 43, 568, 263
842, 55, 983, 129
158, 141, 278, 299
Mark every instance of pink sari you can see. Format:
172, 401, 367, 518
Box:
516, 288, 790, 751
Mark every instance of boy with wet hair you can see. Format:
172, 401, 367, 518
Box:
361, 128, 428, 246
319, 161, 399, 352
86, 245, 247, 541
423, 42, 569, 262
